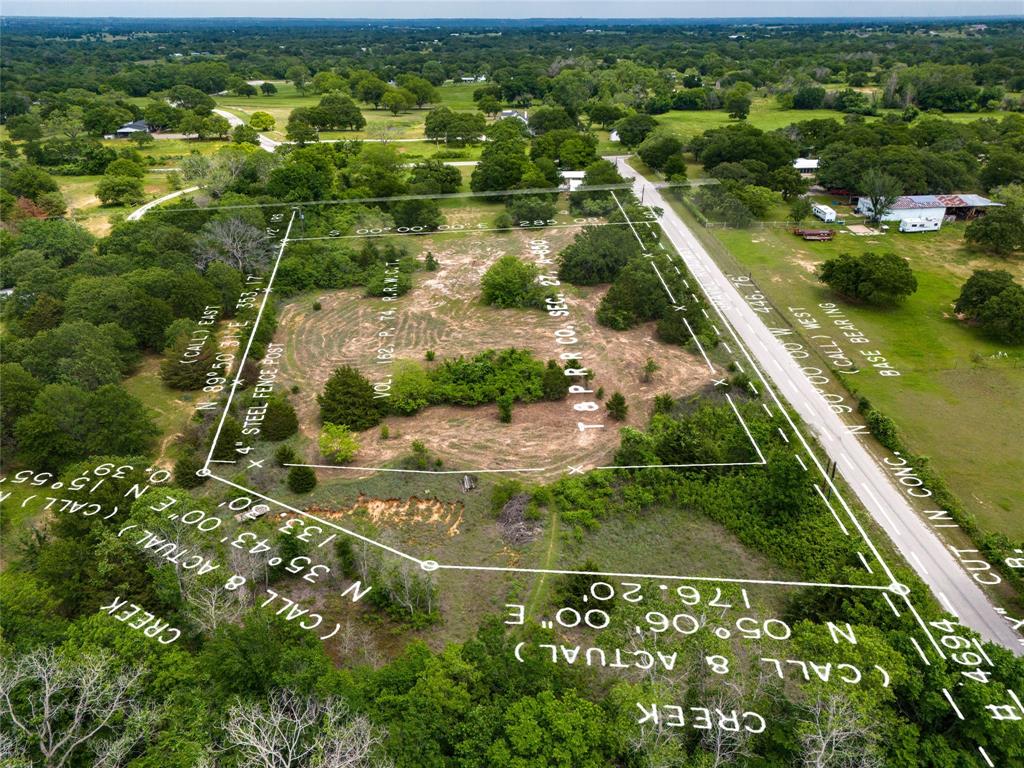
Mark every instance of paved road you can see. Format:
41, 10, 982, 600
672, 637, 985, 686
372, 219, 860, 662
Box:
615, 159, 1022, 653
213, 109, 281, 152
126, 186, 200, 221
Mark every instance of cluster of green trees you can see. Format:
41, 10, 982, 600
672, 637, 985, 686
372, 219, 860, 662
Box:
684, 112, 1024, 234
955, 269, 1024, 344
6, 18, 1024, 119
470, 117, 546, 193
686, 122, 807, 225
317, 349, 569, 431
286, 91, 366, 142
818, 251, 919, 306
0, 212, 252, 472
277, 239, 418, 297
0, 159, 66, 220
424, 106, 486, 146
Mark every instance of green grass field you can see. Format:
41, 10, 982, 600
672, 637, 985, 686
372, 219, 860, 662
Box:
58, 171, 173, 234
122, 356, 198, 466
121, 137, 230, 164
689, 202, 1024, 539
636, 97, 997, 143
216, 81, 480, 141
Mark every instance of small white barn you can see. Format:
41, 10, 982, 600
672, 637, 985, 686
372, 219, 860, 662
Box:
793, 158, 820, 177
560, 170, 587, 191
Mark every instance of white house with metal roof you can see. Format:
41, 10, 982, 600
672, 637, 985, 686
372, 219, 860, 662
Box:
854, 194, 1003, 230
793, 157, 820, 177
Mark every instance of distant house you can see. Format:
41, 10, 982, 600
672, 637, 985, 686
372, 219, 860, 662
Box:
499, 109, 528, 124
460, 75, 487, 83
793, 158, 819, 177
854, 193, 1003, 230
114, 120, 151, 139
560, 170, 587, 191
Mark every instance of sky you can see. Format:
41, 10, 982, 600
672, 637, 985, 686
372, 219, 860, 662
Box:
3, 1, 1022, 19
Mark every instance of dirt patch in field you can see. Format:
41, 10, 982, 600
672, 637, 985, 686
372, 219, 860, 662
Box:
307, 497, 463, 537
276, 227, 712, 477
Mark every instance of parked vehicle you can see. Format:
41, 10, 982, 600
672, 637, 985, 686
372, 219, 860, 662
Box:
812, 203, 837, 223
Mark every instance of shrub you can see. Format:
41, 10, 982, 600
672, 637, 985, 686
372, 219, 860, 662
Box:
606, 392, 628, 420
388, 360, 434, 415
318, 423, 360, 462
405, 440, 432, 470
363, 264, 412, 298
481, 254, 544, 309
287, 465, 317, 493
541, 360, 569, 400
173, 454, 206, 488
210, 416, 244, 461
494, 211, 515, 229
491, 478, 526, 514
653, 393, 674, 414
275, 444, 297, 466
497, 394, 513, 423
864, 408, 901, 452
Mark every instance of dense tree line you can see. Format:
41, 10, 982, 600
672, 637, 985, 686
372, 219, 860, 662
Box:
6, 392, 1022, 765
5, 18, 1024, 122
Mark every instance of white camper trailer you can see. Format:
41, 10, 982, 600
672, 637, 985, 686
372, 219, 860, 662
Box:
898, 217, 942, 233
811, 203, 836, 223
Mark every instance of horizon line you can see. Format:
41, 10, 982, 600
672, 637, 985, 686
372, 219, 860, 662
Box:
3, 14, 1023, 21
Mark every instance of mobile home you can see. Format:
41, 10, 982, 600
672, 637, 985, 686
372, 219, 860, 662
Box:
898, 217, 942, 233
811, 203, 836, 223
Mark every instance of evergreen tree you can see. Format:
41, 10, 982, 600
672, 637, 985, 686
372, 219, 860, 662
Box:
317, 365, 384, 430
606, 391, 628, 420
287, 464, 317, 493
173, 453, 206, 488
262, 396, 299, 441
211, 416, 244, 461
541, 360, 569, 400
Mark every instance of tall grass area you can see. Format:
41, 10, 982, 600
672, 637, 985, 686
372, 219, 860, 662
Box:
696, 211, 1024, 539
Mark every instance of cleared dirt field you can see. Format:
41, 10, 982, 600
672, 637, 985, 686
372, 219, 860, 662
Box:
276, 225, 712, 477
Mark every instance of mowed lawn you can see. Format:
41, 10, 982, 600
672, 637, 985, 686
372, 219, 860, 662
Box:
644, 98, 996, 142
216, 81, 480, 141
703, 212, 1024, 539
